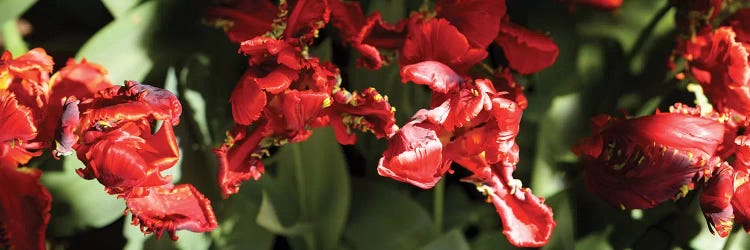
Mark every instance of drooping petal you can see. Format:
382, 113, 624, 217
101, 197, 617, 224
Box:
285, 0, 331, 41
400, 61, 463, 93
0, 166, 51, 250
495, 20, 559, 74
214, 124, 270, 198
377, 111, 450, 189
401, 18, 487, 74
329, 87, 398, 143
435, 0, 506, 48
123, 80, 183, 125
126, 184, 218, 240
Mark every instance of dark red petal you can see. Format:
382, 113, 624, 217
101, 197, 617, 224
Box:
0, 90, 37, 143
230, 75, 266, 126
700, 165, 734, 237
401, 18, 487, 74
436, 0, 505, 48
495, 21, 559, 74
126, 184, 218, 240
728, 8, 750, 43
400, 61, 463, 93
493, 69, 528, 110
0, 166, 51, 250
377, 111, 450, 189
214, 124, 269, 198
254, 67, 299, 94
205, 0, 277, 43
285, 0, 331, 41
732, 173, 750, 231
330, 87, 398, 141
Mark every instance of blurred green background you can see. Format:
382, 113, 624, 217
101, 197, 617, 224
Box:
4, 0, 750, 249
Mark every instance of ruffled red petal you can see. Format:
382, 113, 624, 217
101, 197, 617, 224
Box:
401, 18, 487, 74
329, 87, 398, 144
700, 165, 735, 237
285, 0, 331, 41
230, 75, 267, 126
278, 90, 328, 131
0, 90, 39, 166
731, 173, 750, 231
0, 166, 51, 250
126, 184, 218, 240
214, 124, 269, 198
435, 0, 506, 48
495, 21, 559, 74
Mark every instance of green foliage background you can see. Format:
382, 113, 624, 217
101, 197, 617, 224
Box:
4, 0, 750, 249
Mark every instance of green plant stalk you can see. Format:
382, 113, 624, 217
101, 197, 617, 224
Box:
433, 178, 445, 233
292, 144, 317, 250
2, 19, 28, 55
625, 3, 672, 63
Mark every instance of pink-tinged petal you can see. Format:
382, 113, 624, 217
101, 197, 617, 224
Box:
205, 0, 277, 43
0, 165, 52, 250
278, 90, 328, 131
124, 81, 182, 125
285, 0, 331, 41
400, 61, 463, 93
377, 111, 450, 189
495, 21, 559, 74
436, 0, 505, 48
54, 98, 80, 158
353, 44, 383, 69
126, 184, 218, 240
700, 165, 734, 237
230, 75, 267, 126
214, 124, 270, 198
401, 18, 487, 74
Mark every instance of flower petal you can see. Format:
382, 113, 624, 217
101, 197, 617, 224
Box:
495, 20, 559, 74
0, 166, 51, 250
230, 75, 267, 126
126, 184, 218, 240
401, 18, 487, 74
435, 0, 505, 48
400, 61, 463, 94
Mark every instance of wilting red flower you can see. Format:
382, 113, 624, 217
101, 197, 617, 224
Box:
573, 109, 727, 209
683, 27, 750, 123
57, 81, 217, 239
0, 165, 52, 250
401, 18, 487, 75
495, 19, 559, 74
329, 0, 408, 69
435, 0, 506, 48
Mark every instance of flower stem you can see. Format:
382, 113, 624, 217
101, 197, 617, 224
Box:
433, 178, 445, 233
722, 229, 738, 250
625, 3, 672, 63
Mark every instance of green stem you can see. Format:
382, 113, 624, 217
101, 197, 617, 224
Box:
625, 3, 671, 63
433, 178, 445, 233
722, 229, 738, 250
291, 144, 316, 250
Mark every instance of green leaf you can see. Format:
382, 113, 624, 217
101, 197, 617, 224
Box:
271, 127, 352, 250
0, 0, 36, 27
101, 0, 141, 19
421, 230, 470, 250
256, 191, 312, 236
2, 19, 28, 55
41, 155, 125, 237
343, 180, 436, 250
575, 227, 614, 250
470, 232, 521, 250
76, 0, 159, 84
211, 182, 274, 250
541, 192, 575, 250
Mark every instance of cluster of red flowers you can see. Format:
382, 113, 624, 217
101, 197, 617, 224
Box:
206, 0, 591, 247
0, 49, 217, 249
574, 1, 750, 238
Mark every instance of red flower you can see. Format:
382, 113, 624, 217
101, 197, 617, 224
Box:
0, 90, 41, 167
329, 0, 408, 69
58, 81, 217, 238
400, 18, 487, 74
573, 110, 726, 209
0, 48, 54, 138
283, 0, 331, 42
700, 165, 735, 237
435, 0, 506, 48
328, 87, 398, 144
684, 27, 750, 123
495, 19, 560, 74
0, 165, 52, 250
